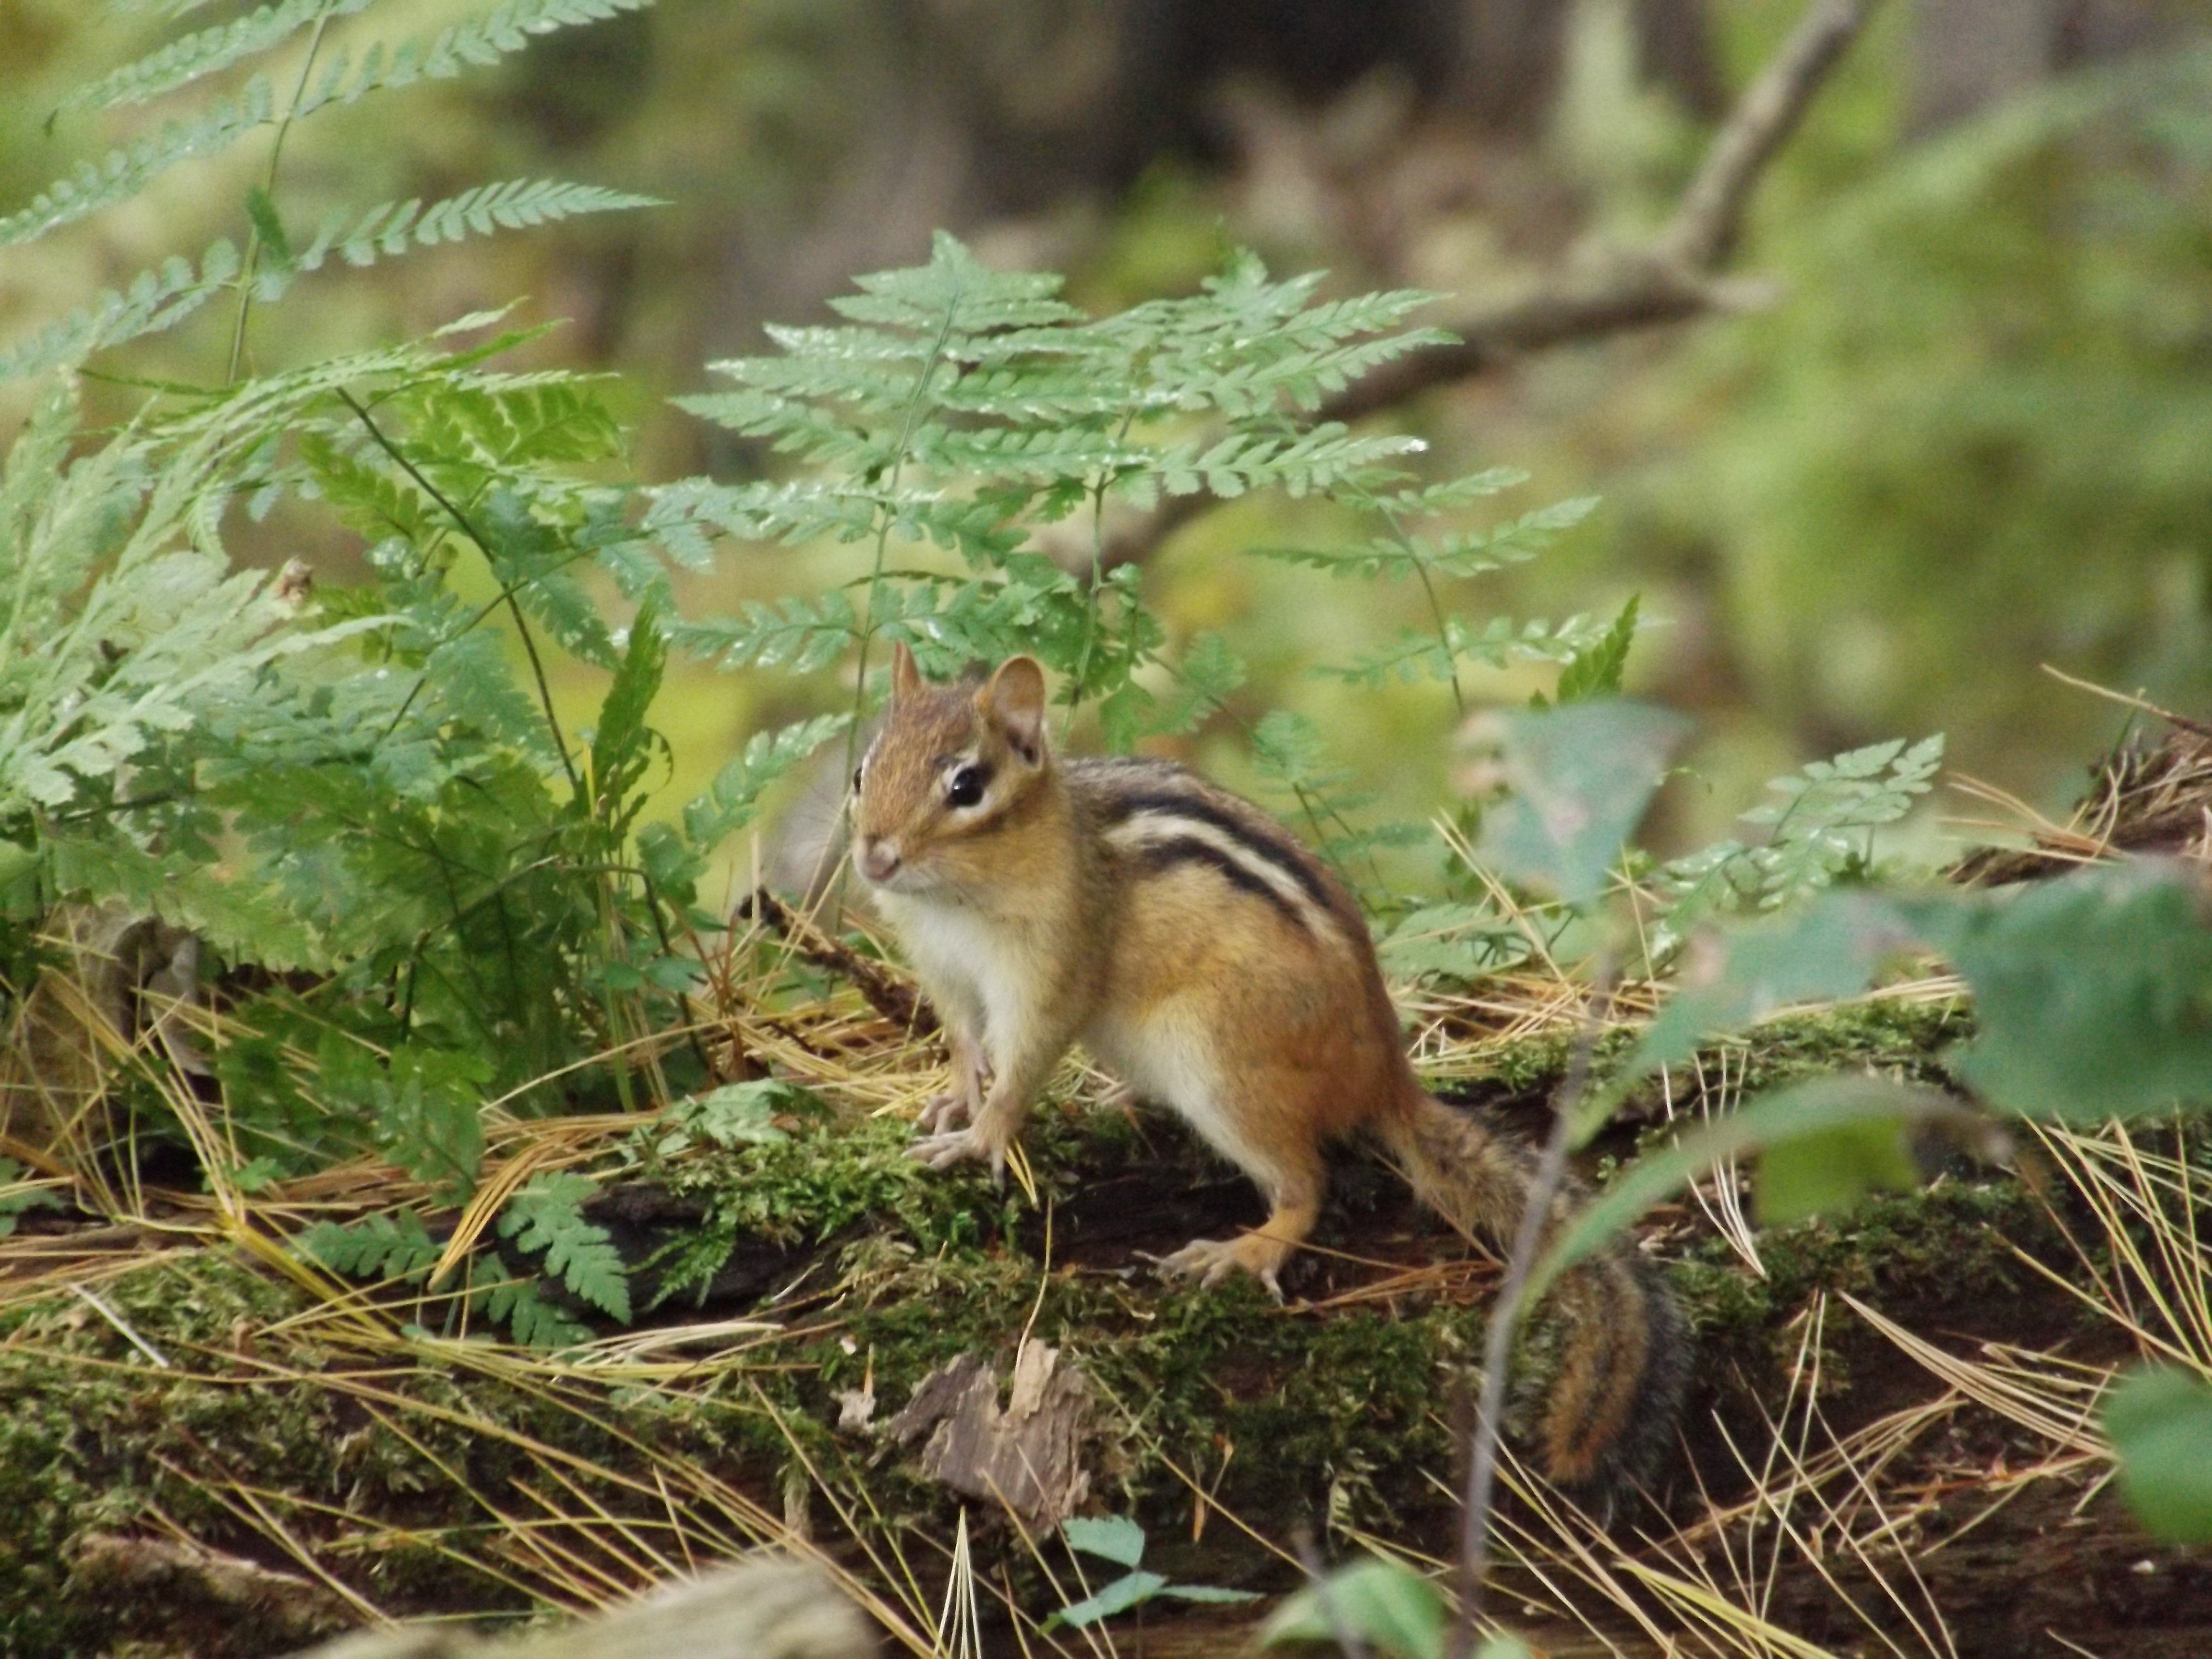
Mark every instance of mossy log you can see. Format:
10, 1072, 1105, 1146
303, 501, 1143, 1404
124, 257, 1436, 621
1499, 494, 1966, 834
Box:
4, 997, 2209, 1657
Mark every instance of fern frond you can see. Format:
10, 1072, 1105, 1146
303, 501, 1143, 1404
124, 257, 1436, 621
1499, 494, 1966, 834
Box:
0, 239, 243, 384
106, 2, 234, 20
642, 478, 893, 549
301, 1210, 442, 1283
0, 78, 274, 248
1654, 735, 1947, 923
1317, 614, 1606, 687
50, 833, 332, 969
829, 228, 1081, 336
301, 0, 661, 116
670, 591, 860, 672
295, 178, 663, 271
1379, 901, 1529, 982
1378, 468, 1530, 515
1155, 426, 1423, 500
499, 1172, 630, 1322
478, 1256, 592, 1348
670, 711, 849, 853
65, 0, 374, 114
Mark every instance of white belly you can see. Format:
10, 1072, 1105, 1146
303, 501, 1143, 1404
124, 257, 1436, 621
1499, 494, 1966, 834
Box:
1086, 1005, 1249, 1164
881, 894, 1041, 1057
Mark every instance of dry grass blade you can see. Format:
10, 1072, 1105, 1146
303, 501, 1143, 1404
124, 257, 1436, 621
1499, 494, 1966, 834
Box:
1840, 1294, 2111, 1458
2026, 1119, 2212, 1375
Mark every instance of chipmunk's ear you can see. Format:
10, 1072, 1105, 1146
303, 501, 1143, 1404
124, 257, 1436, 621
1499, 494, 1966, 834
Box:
890, 639, 923, 704
981, 655, 1047, 763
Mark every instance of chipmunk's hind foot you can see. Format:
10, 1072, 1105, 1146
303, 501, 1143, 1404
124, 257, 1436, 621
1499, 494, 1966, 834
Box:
1151, 1230, 1295, 1300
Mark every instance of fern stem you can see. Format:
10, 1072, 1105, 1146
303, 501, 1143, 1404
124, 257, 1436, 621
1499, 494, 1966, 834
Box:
1064, 397, 1143, 739
338, 389, 584, 798
835, 273, 967, 915
849, 289, 962, 713
1395, 511, 1467, 721
228, 0, 337, 383
1062, 490, 1108, 744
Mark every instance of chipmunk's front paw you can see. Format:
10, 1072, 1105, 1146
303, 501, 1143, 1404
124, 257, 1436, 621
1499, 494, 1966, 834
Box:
1152, 1234, 1288, 1302
907, 1125, 1007, 1184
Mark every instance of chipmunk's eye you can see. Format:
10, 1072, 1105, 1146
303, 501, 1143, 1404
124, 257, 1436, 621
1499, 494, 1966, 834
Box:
852, 764, 865, 794
945, 764, 987, 808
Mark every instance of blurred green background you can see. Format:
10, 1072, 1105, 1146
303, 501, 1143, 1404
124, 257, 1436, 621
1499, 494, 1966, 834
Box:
4, 0, 2210, 892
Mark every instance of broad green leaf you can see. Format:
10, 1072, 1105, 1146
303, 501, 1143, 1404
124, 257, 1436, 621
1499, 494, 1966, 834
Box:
1469, 699, 1690, 907
1626, 890, 1923, 1084
1901, 861, 2212, 1120
1757, 1117, 1922, 1225
1050, 1570, 1166, 1629
1161, 1584, 1261, 1604
1260, 1558, 1446, 1659
2105, 1366, 2212, 1542
1061, 1514, 1147, 1568
1529, 1077, 1955, 1310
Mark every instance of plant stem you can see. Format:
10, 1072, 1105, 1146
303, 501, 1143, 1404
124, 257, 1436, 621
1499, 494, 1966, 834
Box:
228, 1, 337, 383
1064, 399, 1143, 739
831, 276, 965, 915
1451, 963, 1615, 1659
338, 389, 582, 798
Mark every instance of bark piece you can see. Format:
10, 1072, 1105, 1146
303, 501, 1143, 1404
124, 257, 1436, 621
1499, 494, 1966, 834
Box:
69, 1532, 355, 1654
287, 1558, 876, 1659
889, 1340, 1095, 1529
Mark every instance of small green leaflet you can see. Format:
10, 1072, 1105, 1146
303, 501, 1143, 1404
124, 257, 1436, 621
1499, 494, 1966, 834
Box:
1470, 699, 1691, 907
2105, 1366, 2212, 1542
1901, 860, 2212, 1120
1047, 1515, 1257, 1630
1260, 1557, 1448, 1659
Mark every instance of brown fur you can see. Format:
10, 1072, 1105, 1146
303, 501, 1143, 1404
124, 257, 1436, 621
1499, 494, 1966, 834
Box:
852, 647, 1686, 1504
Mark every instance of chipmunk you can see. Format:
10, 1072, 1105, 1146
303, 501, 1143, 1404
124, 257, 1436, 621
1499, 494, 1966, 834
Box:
851, 644, 1687, 1502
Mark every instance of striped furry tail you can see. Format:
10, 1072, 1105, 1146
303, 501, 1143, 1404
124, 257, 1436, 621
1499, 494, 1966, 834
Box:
1378, 1091, 1689, 1508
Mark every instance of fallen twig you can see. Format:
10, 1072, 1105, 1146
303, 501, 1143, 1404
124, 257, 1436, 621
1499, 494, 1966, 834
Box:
738, 889, 937, 1037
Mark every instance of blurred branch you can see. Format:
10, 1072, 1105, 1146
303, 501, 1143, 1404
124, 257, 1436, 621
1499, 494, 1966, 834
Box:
1329, 0, 1875, 420
1101, 0, 1876, 573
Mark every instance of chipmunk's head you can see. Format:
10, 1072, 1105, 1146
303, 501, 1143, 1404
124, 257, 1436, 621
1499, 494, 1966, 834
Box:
850, 643, 1054, 896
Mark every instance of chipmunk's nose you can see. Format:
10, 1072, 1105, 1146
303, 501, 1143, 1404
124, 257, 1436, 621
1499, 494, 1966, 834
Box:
856, 837, 901, 883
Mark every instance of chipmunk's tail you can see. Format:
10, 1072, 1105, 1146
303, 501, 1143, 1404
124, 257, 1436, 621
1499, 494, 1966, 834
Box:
1377, 1089, 1689, 1510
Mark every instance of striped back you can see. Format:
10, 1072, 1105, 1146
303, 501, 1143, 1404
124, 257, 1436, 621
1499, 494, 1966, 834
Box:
1069, 757, 1365, 945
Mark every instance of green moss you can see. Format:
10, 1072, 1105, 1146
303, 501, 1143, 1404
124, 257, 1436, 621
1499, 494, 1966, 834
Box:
0, 990, 2101, 1647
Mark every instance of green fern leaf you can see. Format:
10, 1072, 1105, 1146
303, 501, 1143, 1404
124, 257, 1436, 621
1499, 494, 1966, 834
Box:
675, 710, 849, 854
1378, 468, 1531, 514
64, 0, 373, 114
301, 1210, 442, 1283
588, 601, 667, 818
1552, 594, 1641, 704
371, 1050, 490, 1203
1656, 735, 1946, 925
301, 0, 663, 116
830, 228, 1080, 335
498, 1172, 630, 1322
49, 834, 330, 971
294, 179, 663, 272
0, 79, 275, 248
671, 590, 860, 672
1320, 615, 1605, 687
1379, 901, 1530, 982
475, 1252, 594, 1349
0, 238, 242, 383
